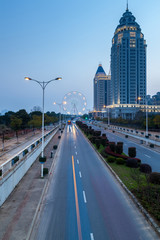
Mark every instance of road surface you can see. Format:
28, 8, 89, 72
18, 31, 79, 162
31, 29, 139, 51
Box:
32, 124, 159, 240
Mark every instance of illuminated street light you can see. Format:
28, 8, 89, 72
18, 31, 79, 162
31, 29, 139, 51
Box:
25, 76, 61, 178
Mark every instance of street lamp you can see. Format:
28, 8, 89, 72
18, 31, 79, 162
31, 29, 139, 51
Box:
25, 76, 62, 178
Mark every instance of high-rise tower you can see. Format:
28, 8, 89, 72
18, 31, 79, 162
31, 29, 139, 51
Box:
111, 7, 147, 105
94, 64, 111, 111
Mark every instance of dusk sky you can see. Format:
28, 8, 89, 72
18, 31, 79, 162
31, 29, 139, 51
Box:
1, 0, 160, 114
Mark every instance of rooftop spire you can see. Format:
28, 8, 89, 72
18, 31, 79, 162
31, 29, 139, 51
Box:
126, 0, 129, 11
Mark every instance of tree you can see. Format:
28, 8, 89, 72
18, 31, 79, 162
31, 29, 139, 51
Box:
28, 115, 42, 129
0, 125, 10, 151
10, 117, 22, 142
153, 115, 160, 128
15, 109, 30, 129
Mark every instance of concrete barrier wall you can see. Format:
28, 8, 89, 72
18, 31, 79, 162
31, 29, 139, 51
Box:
0, 128, 58, 206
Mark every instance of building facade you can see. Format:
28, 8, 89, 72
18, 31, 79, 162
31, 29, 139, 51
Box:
94, 64, 111, 111
111, 7, 147, 106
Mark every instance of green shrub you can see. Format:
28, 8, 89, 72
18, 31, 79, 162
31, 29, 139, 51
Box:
107, 156, 115, 163
140, 164, 152, 174
39, 156, 46, 163
43, 168, 48, 175
116, 158, 126, 165
95, 139, 101, 149
109, 142, 116, 152
126, 158, 138, 168
23, 149, 28, 156
53, 145, 58, 150
128, 147, 136, 158
115, 145, 123, 154
149, 172, 160, 184
31, 144, 35, 149
100, 149, 108, 158
13, 156, 19, 164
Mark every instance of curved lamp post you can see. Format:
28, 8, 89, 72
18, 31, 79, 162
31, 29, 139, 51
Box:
24, 76, 62, 177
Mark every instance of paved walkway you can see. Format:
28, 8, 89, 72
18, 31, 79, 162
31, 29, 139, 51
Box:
0, 129, 62, 240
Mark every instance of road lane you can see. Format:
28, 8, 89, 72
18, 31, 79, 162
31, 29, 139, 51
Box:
33, 124, 159, 240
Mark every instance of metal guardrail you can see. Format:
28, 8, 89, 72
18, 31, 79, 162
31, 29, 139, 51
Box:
0, 127, 58, 178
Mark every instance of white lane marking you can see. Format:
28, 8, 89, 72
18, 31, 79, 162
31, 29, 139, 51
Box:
75, 152, 77, 155
77, 159, 79, 164
79, 171, 82, 178
145, 154, 151, 158
83, 191, 87, 203
90, 233, 94, 240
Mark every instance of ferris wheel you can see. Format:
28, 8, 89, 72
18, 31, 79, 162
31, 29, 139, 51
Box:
62, 91, 87, 115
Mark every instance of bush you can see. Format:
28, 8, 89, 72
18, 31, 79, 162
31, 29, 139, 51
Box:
115, 145, 123, 154
140, 164, 152, 174
95, 139, 101, 149
100, 149, 108, 158
94, 131, 101, 137
43, 168, 48, 175
149, 172, 160, 184
107, 156, 115, 163
150, 144, 154, 148
39, 156, 46, 163
116, 158, 126, 165
102, 133, 106, 137
128, 147, 136, 158
112, 130, 115, 133
101, 137, 107, 147
31, 144, 35, 149
109, 142, 116, 152
13, 156, 19, 164
23, 149, 28, 156
53, 145, 58, 150
126, 158, 138, 168
58, 136, 61, 139
125, 135, 128, 138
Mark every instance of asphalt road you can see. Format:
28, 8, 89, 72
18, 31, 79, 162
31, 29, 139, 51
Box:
90, 123, 160, 172
33, 124, 159, 240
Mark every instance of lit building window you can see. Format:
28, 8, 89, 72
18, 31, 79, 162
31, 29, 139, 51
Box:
130, 32, 136, 37
130, 39, 136, 47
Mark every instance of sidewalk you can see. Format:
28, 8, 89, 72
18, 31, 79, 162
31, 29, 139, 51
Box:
0, 129, 62, 240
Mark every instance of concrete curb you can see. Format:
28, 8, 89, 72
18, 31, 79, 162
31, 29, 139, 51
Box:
26, 128, 64, 240
77, 125, 160, 236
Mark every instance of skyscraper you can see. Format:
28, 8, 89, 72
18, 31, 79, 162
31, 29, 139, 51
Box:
94, 64, 111, 111
111, 6, 147, 105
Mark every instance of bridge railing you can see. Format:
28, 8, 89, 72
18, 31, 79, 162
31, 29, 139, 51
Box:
0, 126, 58, 178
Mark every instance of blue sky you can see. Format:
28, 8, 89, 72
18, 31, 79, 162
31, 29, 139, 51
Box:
1, 0, 160, 113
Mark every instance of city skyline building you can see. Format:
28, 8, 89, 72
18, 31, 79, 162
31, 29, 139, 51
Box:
111, 6, 147, 105
93, 64, 111, 111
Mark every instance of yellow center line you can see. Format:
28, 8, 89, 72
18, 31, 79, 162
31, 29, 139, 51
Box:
72, 155, 82, 240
